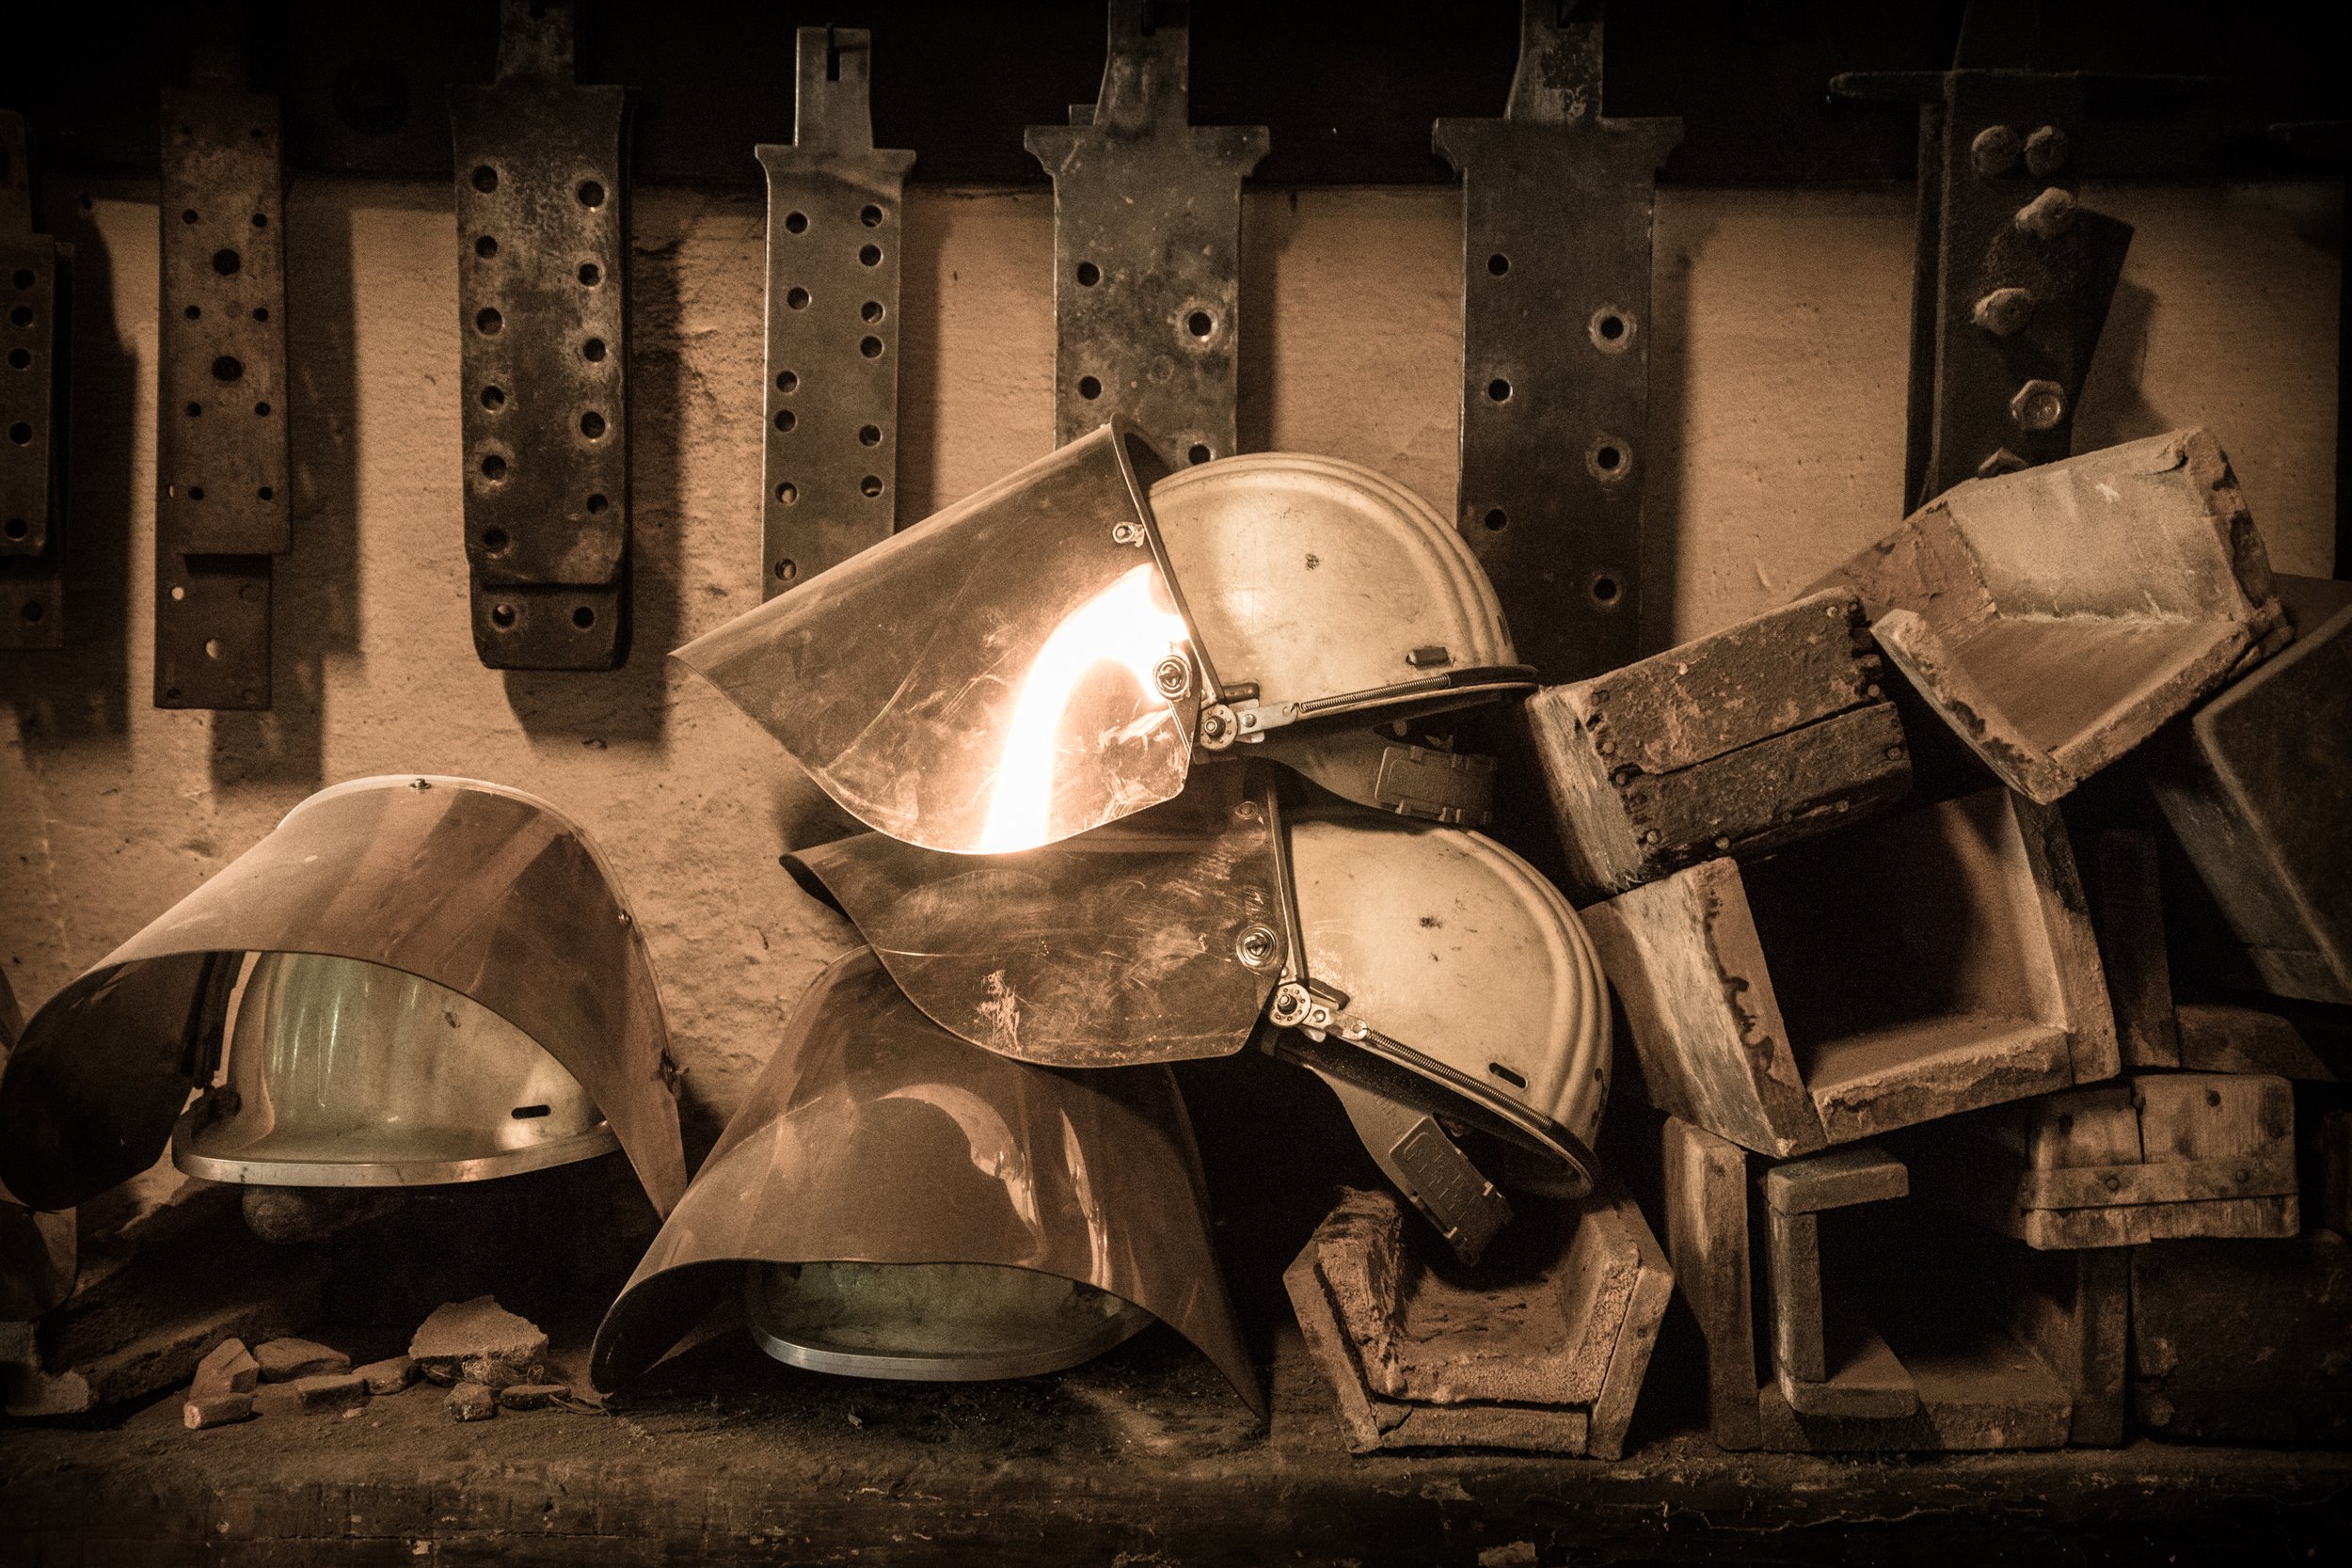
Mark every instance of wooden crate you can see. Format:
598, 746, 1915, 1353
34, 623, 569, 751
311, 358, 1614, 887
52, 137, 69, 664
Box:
2148, 573, 2352, 1006
1284, 1186, 1671, 1459
2133, 1229, 2352, 1446
1814, 428, 2287, 805
1903, 1071, 2299, 1248
1526, 589, 1911, 904
1588, 787, 2117, 1159
1662, 1118, 2126, 1453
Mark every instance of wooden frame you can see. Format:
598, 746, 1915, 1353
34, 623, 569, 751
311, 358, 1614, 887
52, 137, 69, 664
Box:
1588, 786, 2117, 1158
1903, 1071, 2299, 1248
1526, 589, 1911, 904
1662, 1118, 2126, 1453
1284, 1186, 1672, 1459
1814, 427, 2287, 805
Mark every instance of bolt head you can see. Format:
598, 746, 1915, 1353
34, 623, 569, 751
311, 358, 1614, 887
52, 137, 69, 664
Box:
1971, 286, 2035, 337
1970, 124, 2023, 178
1977, 447, 2029, 480
2024, 124, 2070, 176
1235, 925, 1279, 969
2014, 186, 2079, 241
2010, 379, 2066, 433
1153, 656, 1191, 698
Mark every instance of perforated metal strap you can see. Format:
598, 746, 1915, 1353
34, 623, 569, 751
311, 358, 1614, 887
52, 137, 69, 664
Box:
755, 26, 914, 598
451, 0, 628, 669
0, 111, 66, 649
1025, 0, 1266, 464
154, 51, 291, 708
1435, 4, 1679, 685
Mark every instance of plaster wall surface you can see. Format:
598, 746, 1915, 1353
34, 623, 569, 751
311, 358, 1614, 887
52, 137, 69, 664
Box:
0, 179, 2337, 1153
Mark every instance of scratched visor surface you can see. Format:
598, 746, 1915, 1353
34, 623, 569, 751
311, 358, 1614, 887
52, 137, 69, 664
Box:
0, 776, 686, 1215
590, 948, 1262, 1416
674, 423, 1201, 854
786, 762, 1285, 1067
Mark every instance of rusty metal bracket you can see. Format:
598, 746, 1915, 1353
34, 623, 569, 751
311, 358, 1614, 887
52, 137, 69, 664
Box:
154, 44, 292, 708
1, 111, 68, 649
1435, 2, 1680, 685
755, 26, 914, 599
451, 0, 628, 669
1025, 1, 1266, 463
1835, 8, 2141, 510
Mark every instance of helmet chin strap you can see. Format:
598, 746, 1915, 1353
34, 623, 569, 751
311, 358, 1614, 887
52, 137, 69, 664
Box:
1312, 1070, 1513, 1267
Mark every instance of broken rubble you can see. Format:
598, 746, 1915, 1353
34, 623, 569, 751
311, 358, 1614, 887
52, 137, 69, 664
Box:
355, 1355, 415, 1395
408, 1295, 548, 1390
497, 1383, 569, 1410
447, 1381, 498, 1422
190, 1338, 260, 1397
182, 1391, 255, 1430
253, 1338, 350, 1383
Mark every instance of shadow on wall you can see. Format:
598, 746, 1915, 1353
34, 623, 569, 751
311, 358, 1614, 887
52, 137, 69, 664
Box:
1644, 198, 1711, 657
1236, 188, 1302, 460
490, 224, 691, 747
2073, 277, 2169, 456
14, 183, 138, 752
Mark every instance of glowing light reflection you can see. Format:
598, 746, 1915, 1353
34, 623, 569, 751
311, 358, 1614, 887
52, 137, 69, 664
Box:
975, 564, 1189, 853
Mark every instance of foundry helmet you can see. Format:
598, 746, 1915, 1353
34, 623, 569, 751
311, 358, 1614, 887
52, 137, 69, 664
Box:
674, 422, 1532, 853
783, 767, 1612, 1229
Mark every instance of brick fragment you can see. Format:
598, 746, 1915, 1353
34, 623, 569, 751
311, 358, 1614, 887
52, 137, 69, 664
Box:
253, 1337, 351, 1383
447, 1381, 498, 1422
356, 1355, 416, 1395
191, 1338, 260, 1397
182, 1391, 255, 1430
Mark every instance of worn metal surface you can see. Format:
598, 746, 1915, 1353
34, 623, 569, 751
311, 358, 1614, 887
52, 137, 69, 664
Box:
590, 947, 1263, 1417
450, 0, 628, 670
1317, 1073, 1512, 1265
1025, 1, 1266, 464
786, 762, 1284, 1067
170, 951, 623, 1188
154, 52, 291, 708
0, 776, 685, 1216
676, 423, 1200, 853
755, 27, 914, 598
0, 966, 75, 1320
1434, 5, 1680, 684
1834, 60, 2133, 510
0, 112, 67, 649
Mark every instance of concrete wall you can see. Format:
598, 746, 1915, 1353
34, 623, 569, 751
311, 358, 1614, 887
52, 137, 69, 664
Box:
2, 177, 2338, 1151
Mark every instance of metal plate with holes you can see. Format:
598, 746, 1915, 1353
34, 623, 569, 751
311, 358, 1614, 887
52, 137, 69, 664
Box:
1435, 5, 1679, 686
155, 67, 291, 709
1, 111, 68, 649
1835, 70, 2133, 510
756, 26, 914, 599
1025, 0, 1266, 465
450, 0, 628, 670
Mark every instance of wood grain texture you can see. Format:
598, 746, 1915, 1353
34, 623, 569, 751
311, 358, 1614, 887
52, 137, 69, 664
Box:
2133, 1229, 2352, 1446
1660, 1117, 1760, 1451
1529, 589, 1911, 902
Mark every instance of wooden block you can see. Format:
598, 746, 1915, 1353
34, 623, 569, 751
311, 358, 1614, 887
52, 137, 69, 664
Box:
1815, 429, 2287, 805
2133, 1229, 2352, 1446
1660, 1117, 1760, 1451
1905, 1071, 2299, 1248
2174, 1001, 2346, 1081
1750, 1147, 2124, 1453
1528, 590, 1912, 902
1283, 1186, 1671, 1458
1589, 787, 2116, 1158
2149, 574, 2352, 1006
2321, 1108, 2351, 1238
2084, 829, 2181, 1069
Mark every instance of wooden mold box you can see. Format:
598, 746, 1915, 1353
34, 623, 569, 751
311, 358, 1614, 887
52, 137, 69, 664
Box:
1662, 1118, 2126, 1454
1587, 786, 2118, 1160
1814, 428, 2288, 806
1526, 589, 1912, 904
2148, 573, 2352, 1007
1283, 1185, 1672, 1459
2133, 1228, 2352, 1447
1902, 1071, 2299, 1248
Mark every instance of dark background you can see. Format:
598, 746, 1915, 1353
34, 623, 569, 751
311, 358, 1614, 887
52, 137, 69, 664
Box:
4, 0, 2347, 189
